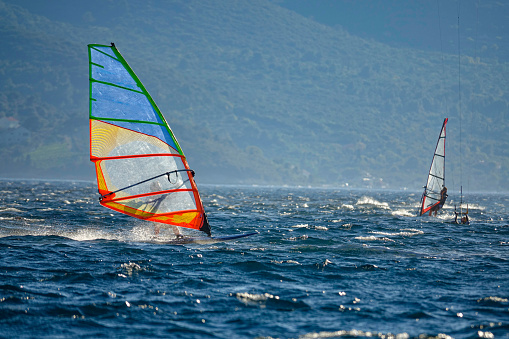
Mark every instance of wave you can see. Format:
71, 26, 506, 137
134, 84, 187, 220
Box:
461, 203, 485, 211
290, 224, 329, 231
292, 224, 309, 228
0, 207, 23, 213
477, 296, 508, 305
299, 329, 453, 339
287, 234, 309, 241
391, 209, 416, 217
235, 292, 275, 307
371, 229, 423, 237
299, 330, 453, 339
355, 235, 395, 242
0, 223, 173, 243
234, 292, 309, 310
356, 196, 390, 210
119, 262, 143, 277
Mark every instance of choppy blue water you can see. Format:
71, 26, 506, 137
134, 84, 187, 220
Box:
0, 180, 508, 338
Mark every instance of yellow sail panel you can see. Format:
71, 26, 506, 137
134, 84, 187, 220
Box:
102, 201, 200, 227
94, 160, 110, 197
91, 120, 178, 159
152, 212, 200, 226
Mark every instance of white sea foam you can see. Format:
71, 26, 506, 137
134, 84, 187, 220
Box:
355, 235, 395, 242
292, 224, 309, 228
235, 292, 280, 307
290, 224, 328, 231
463, 203, 485, 211
288, 235, 309, 241
299, 329, 439, 339
66, 228, 119, 242
120, 262, 142, 276
477, 296, 508, 303
271, 259, 301, 265
286, 260, 300, 265
236, 292, 271, 302
371, 229, 423, 237
391, 209, 416, 217
0, 207, 23, 213
0, 221, 167, 243
356, 196, 390, 209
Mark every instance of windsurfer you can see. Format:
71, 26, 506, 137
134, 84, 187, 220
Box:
153, 224, 182, 238
454, 206, 470, 225
461, 214, 469, 224
454, 210, 469, 224
429, 186, 448, 216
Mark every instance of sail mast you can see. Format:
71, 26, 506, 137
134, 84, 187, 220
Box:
457, 3, 463, 198
456, 2, 472, 224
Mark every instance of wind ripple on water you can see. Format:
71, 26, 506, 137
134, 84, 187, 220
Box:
0, 181, 508, 338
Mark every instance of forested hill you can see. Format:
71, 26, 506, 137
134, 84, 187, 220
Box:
0, 0, 508, 191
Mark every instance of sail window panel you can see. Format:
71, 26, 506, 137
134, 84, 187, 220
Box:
425, 157, 444, 206
92, 83, 163, 124
101, 155, 193, 198
423, 184, 441, 210
91, 49, 139, 91
436, 137, 446, 157
422, 197, 437, 212
429, 157, 445, 183
116, 191, 197, 215
91, 120, 180, 158
426, 178, 443, 199
425, 187, 440, 203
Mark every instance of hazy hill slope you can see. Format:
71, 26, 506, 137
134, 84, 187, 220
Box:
0, 0, 508, 191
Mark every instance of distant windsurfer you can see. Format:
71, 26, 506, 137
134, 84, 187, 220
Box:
429, 186, 448, 216
454, 209, 469, 225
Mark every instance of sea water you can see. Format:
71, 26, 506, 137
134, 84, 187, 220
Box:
0, 180, 508, 338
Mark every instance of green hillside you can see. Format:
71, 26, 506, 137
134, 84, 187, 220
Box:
0, 0, 508, 191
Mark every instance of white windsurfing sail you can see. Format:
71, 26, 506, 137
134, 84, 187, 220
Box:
88, 43, 211, 236
419, 118, 448, 216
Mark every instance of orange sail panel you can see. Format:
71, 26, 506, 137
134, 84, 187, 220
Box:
419, 118, 448, 216
88, 43, 210, 235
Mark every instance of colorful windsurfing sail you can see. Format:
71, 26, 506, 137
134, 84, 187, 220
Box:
88, 43, 211, 236
419, 118, 448, 216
